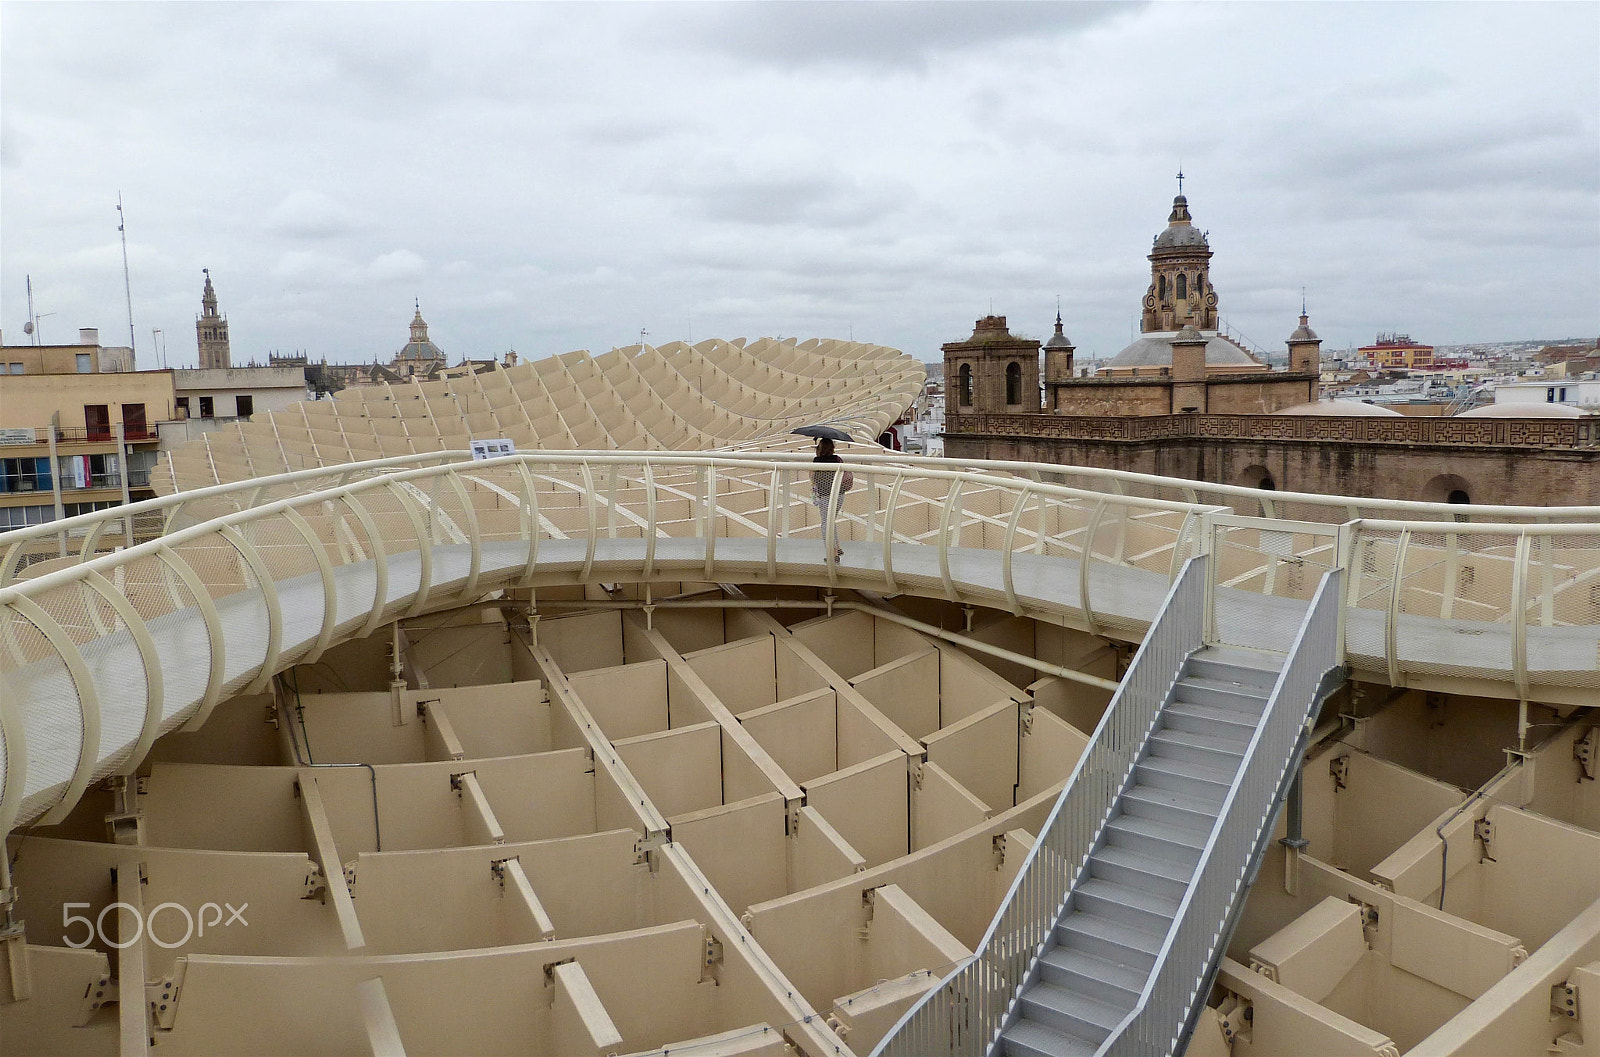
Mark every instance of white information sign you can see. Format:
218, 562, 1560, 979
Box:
469, 438, 516, 461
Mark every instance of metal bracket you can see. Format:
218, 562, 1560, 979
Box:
1347, 897, 1380, 935
1019, 704, 1036, 737
1215, 993, 1252, 1046
1575, 728, 1598, 781
857, 887, 877, 940
76, 970, 115, 1025
542, 956, 576, 985
701, 929, 724, 983
489, 855, 524, 892
911, 763, 925, 791
303, 864, 328, 904
992, 833, 1007, 870
1474, 817, 1497, 862
1330, 755, 1350, 789
1552, 980, 1579, 1019
342, 860, 357, 897
148, 969, 182, 1031
633, 829, 668, 872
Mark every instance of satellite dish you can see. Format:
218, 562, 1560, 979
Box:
23, 321, 34, 335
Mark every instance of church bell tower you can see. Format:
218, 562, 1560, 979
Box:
196, 269, 232, 370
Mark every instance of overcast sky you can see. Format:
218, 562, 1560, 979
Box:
2, 2, 1596, 370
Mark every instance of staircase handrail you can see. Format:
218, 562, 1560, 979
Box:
874, 556, 1209, 1057
1100, 567, 1345, 1056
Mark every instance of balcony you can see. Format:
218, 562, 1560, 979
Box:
0, 425, 161, 446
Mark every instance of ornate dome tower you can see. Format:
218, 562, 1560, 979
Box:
1140, 174, 1219, 334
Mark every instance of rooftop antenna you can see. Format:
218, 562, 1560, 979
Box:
1301, 287, 1308, 315
23, 275, 38, 344
639, 328, 649, 347
118, 193, 137, 360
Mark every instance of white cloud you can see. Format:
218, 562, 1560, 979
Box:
266, 191, 358, 240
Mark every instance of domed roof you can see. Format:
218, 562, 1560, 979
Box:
1277, 398, 1403, 417
1106, 330, 1260, 369
1152, 194, 1210, 251
1458, 402, 1589, 418
1289, 313, 1319, 342
1044, 312, 1074, 350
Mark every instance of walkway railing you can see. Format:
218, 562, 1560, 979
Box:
1, 452, 1598, 836
875, 558, 1209, 1057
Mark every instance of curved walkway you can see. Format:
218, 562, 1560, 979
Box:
4, 453, 1597, 832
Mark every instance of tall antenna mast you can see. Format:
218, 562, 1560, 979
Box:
118, 193, 137, 360
24, 275, 38, 344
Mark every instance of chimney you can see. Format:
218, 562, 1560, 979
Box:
79, 328, 100, 346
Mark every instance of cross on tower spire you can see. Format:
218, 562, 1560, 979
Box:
1176, 168, 1185, 196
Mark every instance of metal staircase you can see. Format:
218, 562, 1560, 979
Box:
1000, 646, 1284, 1057
877, 557, 1347, 1057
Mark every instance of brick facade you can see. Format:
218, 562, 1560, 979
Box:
943, 412, 1600, 506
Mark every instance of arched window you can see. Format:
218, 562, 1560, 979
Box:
958, 363, 972, 406
1158, 275, 1167, 300
1006, 361, 1022, 404
1448, 489, 1470, 504
1176, 273, 1188, 300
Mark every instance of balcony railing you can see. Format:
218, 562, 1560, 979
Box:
0, 425, 159, 446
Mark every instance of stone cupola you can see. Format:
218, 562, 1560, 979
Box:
1141, 175, 1220, 334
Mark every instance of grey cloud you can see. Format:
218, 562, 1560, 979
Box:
650, 1, 1142, 72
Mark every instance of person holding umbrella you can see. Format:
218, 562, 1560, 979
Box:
793, 425, 852, 562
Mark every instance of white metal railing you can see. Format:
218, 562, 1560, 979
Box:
0, 454, 1220, 833
874, 558, 1209, 1057
1104, 568, 1344, 1056
1, 452, 1597, 838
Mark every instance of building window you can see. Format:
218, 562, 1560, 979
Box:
958, 363, 972, 406
1006, 362, 1022, 404
176, 396, 189, 418
1158, 275, 1166, 300
6, 363, 21, 374
75, 352, 92, 373
85, 404, 111, 440
1447, 489, 1470, 504
199, 396, 215, 418
236, 394, 254, 418
1176, 274, 1187, 299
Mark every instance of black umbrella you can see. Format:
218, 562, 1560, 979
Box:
791, 424, 852, 443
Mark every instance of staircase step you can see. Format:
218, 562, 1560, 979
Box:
1001, 1017, 1098, 1057
1186, 653, 1280, 692
1057, 911, 1164, 969
1135, 755, 1234, 800
1172, 676, 1272, 712
1075, 877, 1180, 932
1018, 981, 1128, 1043
1121, 783, 1222, 830
1106, 814, 1206, 862
1038, 946, 1148, 1007
1149, 728, 1249, 770
1165, 700, 1262, 737
1088, 846, 1190, 900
